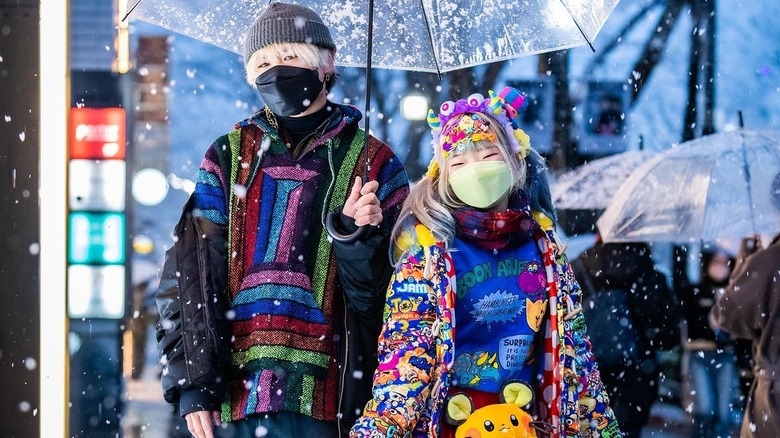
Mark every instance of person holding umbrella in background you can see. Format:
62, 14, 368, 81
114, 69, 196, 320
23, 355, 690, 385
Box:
154, 3, 410, 438
572, 240, 680, 438
679, 247, 741, 438
711, 233, 780, 438
351, 88, 620, 437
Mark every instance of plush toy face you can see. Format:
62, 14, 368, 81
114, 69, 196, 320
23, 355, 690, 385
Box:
454, 403, 536, 438
446, 381, 545, 438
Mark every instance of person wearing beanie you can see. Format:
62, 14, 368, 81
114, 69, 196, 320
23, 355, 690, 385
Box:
154, 3, 410, 438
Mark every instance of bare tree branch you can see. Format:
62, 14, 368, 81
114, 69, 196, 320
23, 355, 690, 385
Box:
369, 70, 401, 141
539, 50, 576, 172
446, 68, 474, 98
630, 0, 686, 104
702, 0, 716, 135
583, 0, 665, 78
684, 0, 715, 141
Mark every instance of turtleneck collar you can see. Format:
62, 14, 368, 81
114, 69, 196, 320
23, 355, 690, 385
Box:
276, 103, 335, 146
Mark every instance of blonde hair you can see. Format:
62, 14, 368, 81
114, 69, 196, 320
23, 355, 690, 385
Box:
390, 112, 527, 262
244, 42, 335, 85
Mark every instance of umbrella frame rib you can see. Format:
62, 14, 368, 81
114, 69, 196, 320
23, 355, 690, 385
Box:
738, 131, 758, 235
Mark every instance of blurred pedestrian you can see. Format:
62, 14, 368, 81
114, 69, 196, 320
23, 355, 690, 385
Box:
154, 3, 410, 438
711, 233, 780, 438
128, 256, 161, 380
129, 278, 157, 379
732, 237, 762, 410
680, 248, 740, 438
573, 241, 681, 438
350, 88, 621, 437
733, 337, 755, 409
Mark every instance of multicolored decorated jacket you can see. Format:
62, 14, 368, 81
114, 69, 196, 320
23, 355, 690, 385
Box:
350, 214, 621, 438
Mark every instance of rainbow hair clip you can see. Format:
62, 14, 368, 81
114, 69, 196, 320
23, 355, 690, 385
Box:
426, 87, 532, 178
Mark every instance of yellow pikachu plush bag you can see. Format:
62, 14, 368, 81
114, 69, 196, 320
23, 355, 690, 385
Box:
445, 381, 552, 438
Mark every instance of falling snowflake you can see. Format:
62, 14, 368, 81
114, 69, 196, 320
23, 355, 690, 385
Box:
23, 357, 37, 370
234, 184, 248, 199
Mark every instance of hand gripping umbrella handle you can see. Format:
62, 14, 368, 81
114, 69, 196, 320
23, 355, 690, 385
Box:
325, 147, 370, 243
325, 210, 368, 243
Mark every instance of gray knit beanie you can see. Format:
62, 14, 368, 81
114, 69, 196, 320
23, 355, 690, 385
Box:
243, 2, 336, 65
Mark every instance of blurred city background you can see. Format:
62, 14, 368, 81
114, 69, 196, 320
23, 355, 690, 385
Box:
1, 0, 779, 436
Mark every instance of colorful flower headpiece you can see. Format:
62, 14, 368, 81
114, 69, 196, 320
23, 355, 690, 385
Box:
439, 113, 497, 157
426, 87, 531, 178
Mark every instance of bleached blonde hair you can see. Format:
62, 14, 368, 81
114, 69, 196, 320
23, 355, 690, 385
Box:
390, 112, 527, 261
244, 42, 335, 86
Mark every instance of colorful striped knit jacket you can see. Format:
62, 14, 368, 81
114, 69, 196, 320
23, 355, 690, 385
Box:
188, 104, 409, 424
350, 214, 621, 438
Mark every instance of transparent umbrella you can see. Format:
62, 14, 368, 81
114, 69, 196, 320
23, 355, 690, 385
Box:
126, 0, 620, 74
551, 150, 656, 210
126, 0, 620, 241
597, 129, 780, 243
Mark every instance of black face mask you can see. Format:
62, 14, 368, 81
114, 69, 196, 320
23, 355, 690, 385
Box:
254, 65, 324, 116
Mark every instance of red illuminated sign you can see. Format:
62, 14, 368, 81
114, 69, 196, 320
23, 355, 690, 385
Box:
70, 107, 126, 159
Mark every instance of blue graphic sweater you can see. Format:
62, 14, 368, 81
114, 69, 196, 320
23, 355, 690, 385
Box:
449, 236, 547, 393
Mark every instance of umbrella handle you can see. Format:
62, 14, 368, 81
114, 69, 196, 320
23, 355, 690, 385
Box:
325, 211, 367, 243
326, 0, 374, 244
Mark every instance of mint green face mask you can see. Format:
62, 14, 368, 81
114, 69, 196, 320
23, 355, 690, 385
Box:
448, 161, 512, 209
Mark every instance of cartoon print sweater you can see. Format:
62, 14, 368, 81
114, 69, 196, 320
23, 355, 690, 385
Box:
449, 236, 547, 393
350, 215, 621, 438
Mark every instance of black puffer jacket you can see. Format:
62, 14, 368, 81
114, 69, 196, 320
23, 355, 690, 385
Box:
574, 242, 681, 356
573, 242, 681, 435
156, 197, 230, 413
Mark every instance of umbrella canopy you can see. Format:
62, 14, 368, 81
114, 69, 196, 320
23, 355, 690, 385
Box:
126, 0, 620, 242
127, 0, 620, 73
551, 150, 655, 210
597, 129, 780, 243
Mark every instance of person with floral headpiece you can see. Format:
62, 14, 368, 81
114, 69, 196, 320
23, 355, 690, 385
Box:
350, 88, 621, 438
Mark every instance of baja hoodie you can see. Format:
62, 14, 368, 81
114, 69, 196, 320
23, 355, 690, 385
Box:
156, 103, 409, 432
